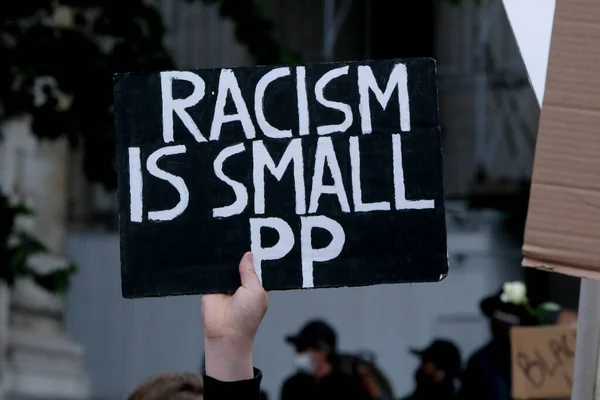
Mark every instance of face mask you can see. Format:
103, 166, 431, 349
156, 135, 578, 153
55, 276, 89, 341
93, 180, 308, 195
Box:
293, 353, 317, 374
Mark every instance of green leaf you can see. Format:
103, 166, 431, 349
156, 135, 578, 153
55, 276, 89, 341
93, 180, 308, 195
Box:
536, 302, 562, 314
31, 263, 78, 295
1, 189, 78, 295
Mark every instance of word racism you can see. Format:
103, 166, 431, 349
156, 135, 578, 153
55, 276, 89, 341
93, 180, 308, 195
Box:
114, 58, 448, 298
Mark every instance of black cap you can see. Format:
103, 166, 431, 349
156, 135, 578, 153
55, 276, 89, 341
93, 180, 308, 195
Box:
480, 290, 539, 326
410, 340, 461, 377
285, 320, 337, 352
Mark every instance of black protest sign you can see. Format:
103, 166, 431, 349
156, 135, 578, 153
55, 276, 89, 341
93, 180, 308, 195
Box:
114, 58, 447, 298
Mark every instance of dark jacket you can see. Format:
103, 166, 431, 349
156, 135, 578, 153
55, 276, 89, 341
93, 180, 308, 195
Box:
281, 369, 372, 400
203, 368, 263, 400
458, 340, 511, 400
399, 380, 457, 400
400, 391, 456, 400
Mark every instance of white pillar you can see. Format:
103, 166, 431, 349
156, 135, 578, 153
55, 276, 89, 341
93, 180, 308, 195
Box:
571, 279, 600, 400
0, 117, 90, 400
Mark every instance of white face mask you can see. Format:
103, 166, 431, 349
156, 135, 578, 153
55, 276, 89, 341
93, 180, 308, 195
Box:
293, 353, 317, 374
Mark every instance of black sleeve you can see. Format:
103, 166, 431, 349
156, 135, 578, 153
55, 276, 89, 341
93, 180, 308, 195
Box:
280, 379, 291, 400
457, 358, 483, 400
203, 368, 263, 400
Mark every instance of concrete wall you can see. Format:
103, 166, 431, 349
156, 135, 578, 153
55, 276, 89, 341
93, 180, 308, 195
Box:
65, 203, 522, 399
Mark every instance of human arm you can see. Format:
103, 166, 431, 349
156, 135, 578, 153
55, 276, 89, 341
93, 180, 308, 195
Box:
202, 252, 268, 399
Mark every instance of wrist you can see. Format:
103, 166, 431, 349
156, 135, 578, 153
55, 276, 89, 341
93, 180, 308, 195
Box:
204, 336, 254, 382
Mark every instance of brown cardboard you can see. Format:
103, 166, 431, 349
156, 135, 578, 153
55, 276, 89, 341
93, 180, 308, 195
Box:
522, 0, 600, 278
556, 309, 578, 326
511, 325, 577, 399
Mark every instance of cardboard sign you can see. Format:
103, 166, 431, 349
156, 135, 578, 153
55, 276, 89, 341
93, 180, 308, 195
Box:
520, 0, 600, 278
114, 58, 447, 298
511, 325, 577, 399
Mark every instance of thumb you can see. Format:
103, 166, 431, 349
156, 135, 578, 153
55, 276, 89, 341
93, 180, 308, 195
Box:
239, 252, 262, 289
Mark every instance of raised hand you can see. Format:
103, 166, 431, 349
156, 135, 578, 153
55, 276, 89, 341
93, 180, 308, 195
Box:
202, 252, 268, 381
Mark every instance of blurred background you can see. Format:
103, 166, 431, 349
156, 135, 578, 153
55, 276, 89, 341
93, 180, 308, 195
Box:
0, 0, 581, 399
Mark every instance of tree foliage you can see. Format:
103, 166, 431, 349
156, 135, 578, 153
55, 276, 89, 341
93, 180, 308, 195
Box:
0, 193, 77, 294
0, 1, 299, 189
0, 1, 174, 291
0, 1, 174, 189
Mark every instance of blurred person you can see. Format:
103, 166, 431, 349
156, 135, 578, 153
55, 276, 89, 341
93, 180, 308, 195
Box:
459, 287, 538, 400
400, 339, 462, 400
341, 353, 395, 400
281, 320, 389, 400
128, 373, 204, 400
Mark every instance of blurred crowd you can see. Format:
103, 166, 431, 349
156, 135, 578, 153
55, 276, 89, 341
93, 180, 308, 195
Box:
129, 283, 575, 400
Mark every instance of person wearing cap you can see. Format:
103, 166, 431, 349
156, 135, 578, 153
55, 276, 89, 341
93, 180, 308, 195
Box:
458, 286, 539, 400
281, 320, 381, 400
400, 339, 462, 400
